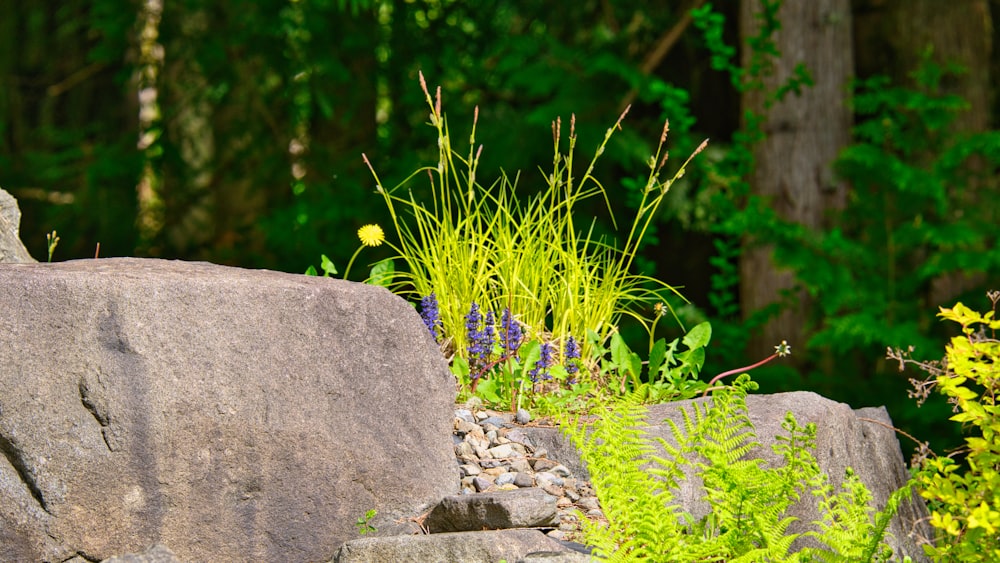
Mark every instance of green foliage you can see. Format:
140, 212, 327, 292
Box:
587, 321, 712, 403
445, 304, 708, 412
783, 64, 1000, 358
359, 75, 703, 374
892, 296, 1000, 561
560, 374, 915, 562
355, 508, 377, 535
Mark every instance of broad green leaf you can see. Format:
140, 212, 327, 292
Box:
475, 377, 502, 404
450, 355, 470, 384
683, 321, 712, 350
626, 351, 642, 381
368, 258, 394, 287
648, 338, 667, 376
519, 341, 542, 380
320, 254, 338, 277
610, 332, 630, 369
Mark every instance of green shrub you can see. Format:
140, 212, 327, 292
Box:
891, 293, 1000, 561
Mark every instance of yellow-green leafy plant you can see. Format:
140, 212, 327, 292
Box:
360, 73, 706, 371
559, 374, 916, 562
889, 292, 1000, 562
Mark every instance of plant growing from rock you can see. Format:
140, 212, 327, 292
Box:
355, 508, 377, 536
889, 291, 1000, 562
359, 73, 706, 373
46, 230, 59, 262
559, 374, 916, 562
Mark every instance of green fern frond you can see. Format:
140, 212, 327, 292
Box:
559, 374, 910, 561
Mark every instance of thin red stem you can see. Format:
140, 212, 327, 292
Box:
702, 353, 778, 397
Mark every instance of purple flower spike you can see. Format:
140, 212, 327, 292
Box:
500, 308, 523, 359
529, 341, 555, 383
564, 336, 580, 375
419, 293, 442, 343
465, 302, 486, 374
479, 310, 496, 364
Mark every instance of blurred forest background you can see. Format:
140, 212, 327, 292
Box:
2, 0, 998, 456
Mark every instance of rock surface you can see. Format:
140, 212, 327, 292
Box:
100, 544, 182, 563
331, 529, 579, 563
0, 187, 36, 263
0, 258, 458, 562
331, 389, 932, 561
426, 488, 559, 533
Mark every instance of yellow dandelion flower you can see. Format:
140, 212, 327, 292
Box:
357, 224, 385, 247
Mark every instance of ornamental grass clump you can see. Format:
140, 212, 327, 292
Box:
362, 73, 706, 384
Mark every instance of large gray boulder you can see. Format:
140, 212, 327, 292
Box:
0, 258, 458, 562
0, 187, 36, 263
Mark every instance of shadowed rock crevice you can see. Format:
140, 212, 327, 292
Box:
79, 375, 114, 453
0, 433, 50, 515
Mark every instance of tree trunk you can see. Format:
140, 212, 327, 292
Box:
854, 0, 993, 306
739, 0, 854, 359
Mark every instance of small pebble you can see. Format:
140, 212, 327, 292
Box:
515, 408, 531, 424
513, 472, 535, 488
533, 458, 559, 472
509, 459, 532, 474
483, 466, 507, 477
487, 444, 514, 459
542, 484, 564, 497
535, 472, 564, 488
550, 464, 571, 477
481, 416, 507, 428
455, 419, 478, 435
505, 428, 533, 448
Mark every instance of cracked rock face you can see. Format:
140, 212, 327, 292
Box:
0, 188, 36, 264
0, 258, 458, 562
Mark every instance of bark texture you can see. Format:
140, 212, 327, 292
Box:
739, 0, 854, 358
